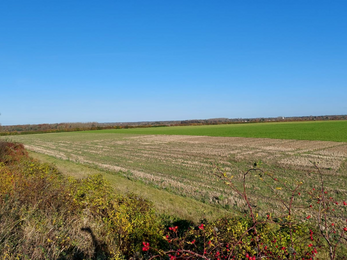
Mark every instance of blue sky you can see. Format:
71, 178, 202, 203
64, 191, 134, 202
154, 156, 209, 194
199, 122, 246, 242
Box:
1, 0, 346, 125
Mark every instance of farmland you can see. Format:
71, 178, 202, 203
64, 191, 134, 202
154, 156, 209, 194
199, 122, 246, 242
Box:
86, 120, 347, 142
5, 121, 347, 221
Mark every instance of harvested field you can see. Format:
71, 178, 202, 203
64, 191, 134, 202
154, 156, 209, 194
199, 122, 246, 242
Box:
5, 133, 347, 218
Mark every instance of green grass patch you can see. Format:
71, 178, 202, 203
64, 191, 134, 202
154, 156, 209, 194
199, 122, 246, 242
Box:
85, 120, 347, 142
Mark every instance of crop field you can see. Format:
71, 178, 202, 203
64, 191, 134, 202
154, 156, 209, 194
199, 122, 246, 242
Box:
5, 123, 347, 221
87, 120, 347, 142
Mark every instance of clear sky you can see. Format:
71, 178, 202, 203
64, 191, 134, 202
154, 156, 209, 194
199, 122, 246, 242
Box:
1, 0, 346, 125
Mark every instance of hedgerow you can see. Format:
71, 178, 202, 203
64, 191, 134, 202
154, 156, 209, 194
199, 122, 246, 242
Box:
0, 141, 163, 259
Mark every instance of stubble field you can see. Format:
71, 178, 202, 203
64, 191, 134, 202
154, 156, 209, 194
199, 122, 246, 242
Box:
6, 126, 347, 220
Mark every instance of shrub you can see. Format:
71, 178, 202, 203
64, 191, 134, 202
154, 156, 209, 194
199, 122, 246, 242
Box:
143, 163, 347, 259
0, 141, 163, 259
0, 141, 28, 165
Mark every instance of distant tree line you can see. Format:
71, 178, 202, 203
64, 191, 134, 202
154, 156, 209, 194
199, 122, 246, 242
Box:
1, 114, 346, 135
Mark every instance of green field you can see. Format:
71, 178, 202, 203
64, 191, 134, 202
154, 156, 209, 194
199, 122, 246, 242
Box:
87, 120, 347, 142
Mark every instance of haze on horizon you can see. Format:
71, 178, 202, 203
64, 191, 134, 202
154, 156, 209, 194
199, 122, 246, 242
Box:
1, 0, 346, 126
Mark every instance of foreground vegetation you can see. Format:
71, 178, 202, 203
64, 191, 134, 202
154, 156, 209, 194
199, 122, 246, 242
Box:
0, 141, 163, 259
85, 120, 347, 142
1, 141, 347, 259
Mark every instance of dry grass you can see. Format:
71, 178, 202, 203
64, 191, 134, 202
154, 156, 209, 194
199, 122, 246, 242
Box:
29, 151, 230, 222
